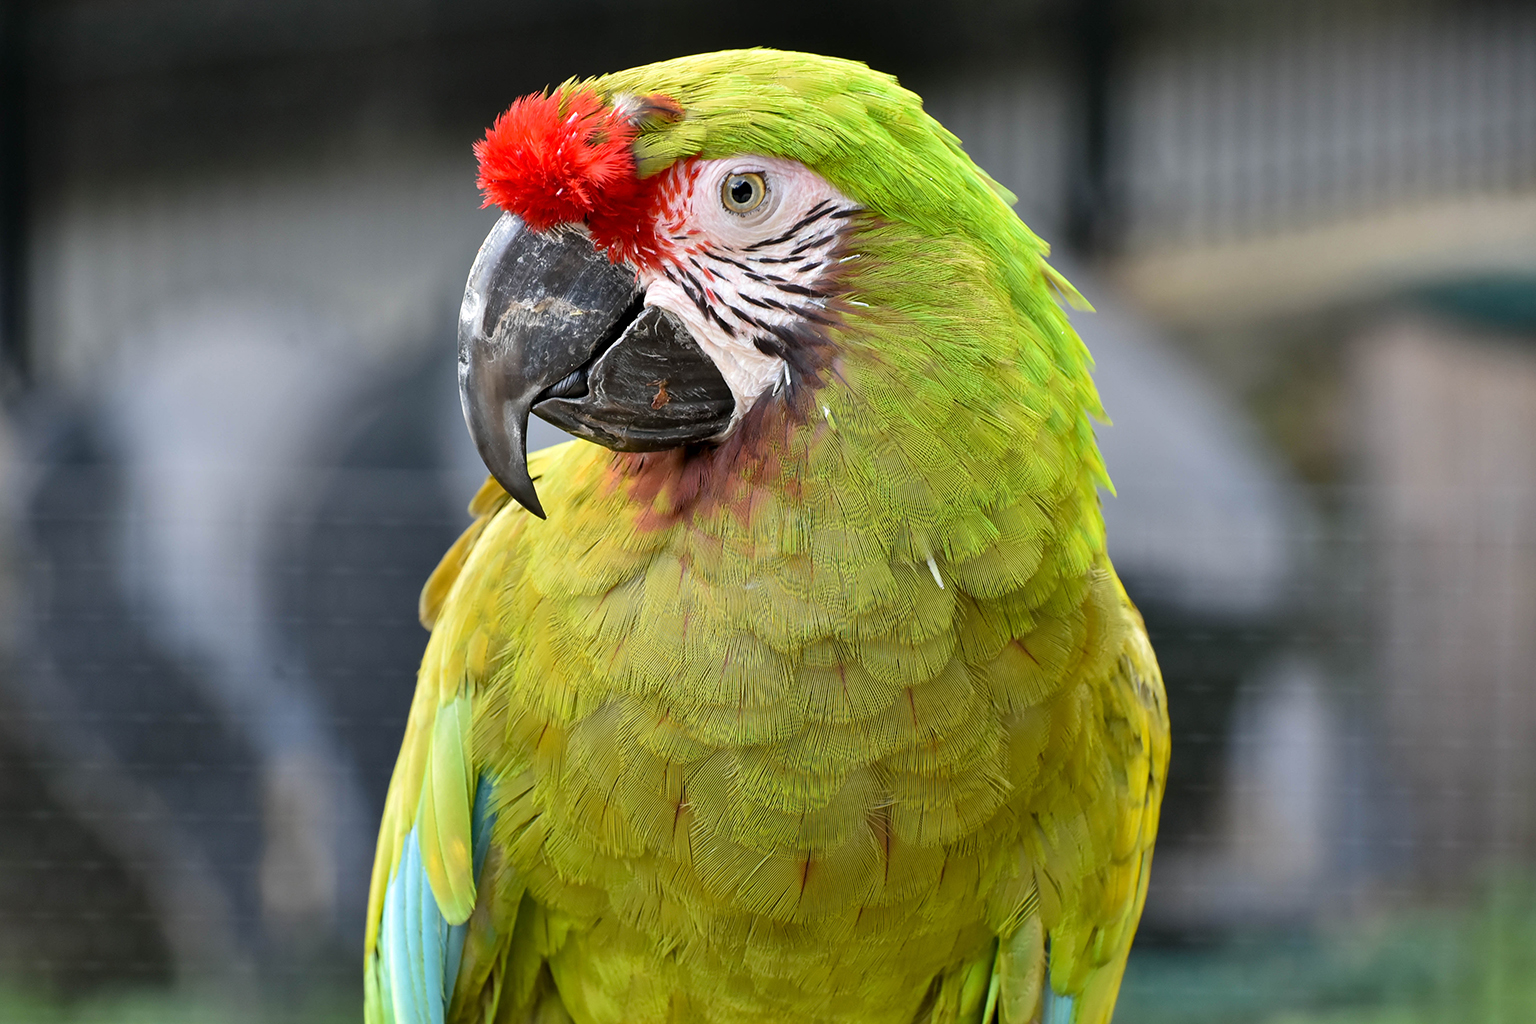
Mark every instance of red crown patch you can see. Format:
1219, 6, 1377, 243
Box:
474, 90, 643, 232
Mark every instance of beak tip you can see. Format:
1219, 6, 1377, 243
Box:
497, 470, 548, 520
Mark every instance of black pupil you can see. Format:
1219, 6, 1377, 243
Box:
730, 178, 756, 206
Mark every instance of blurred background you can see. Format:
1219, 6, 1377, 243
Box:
0, 0, 1534, 1021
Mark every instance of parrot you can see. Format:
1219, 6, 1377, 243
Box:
364, 48, 1168, 1024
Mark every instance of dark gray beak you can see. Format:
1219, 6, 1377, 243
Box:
458, 213, 735, 518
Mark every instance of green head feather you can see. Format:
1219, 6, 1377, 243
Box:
571, 49, 1109, 564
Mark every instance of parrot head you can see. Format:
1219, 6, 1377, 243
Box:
458, 49, 1098, 518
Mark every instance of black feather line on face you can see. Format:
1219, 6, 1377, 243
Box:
741, 272, 824, 300
789, 232, 836, 257
736, 281, 836, 325
741, 202, 849, 252
723, 302, 773, 333
667, 265, 739, 338
704, 252, 754, 272
705, 302, 737, 337
789, 304, 835, 326
753, 320, 831, 401
753, 333, 789, 360
782, 200, 837, 237
667, 265, 715, 321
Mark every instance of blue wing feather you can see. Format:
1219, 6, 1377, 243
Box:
1041, 990, 1076, 1024
375, 775, 497, 1024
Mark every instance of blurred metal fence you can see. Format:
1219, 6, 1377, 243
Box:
1122, 1, 1536, 250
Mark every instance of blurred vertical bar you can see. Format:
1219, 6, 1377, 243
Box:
0, 0, 29, 392
1065, 0, 1120, 256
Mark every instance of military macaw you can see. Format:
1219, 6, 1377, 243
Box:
365, 48, 1168, 1024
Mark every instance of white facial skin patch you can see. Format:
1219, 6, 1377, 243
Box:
635, 155, 859, 423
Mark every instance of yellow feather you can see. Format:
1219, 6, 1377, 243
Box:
418, 694, 477, 924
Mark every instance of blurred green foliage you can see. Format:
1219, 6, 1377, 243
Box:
1120, 878, 1536, 1024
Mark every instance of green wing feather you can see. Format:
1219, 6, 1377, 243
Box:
417, 695, 476, 924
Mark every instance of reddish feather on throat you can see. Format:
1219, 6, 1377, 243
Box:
473, 89, 673, 266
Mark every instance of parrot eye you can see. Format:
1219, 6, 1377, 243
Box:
721, 171, 767, 214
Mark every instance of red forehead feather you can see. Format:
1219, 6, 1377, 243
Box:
474, 90, 646, 234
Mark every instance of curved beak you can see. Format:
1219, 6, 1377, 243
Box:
458, 213, 735, 518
